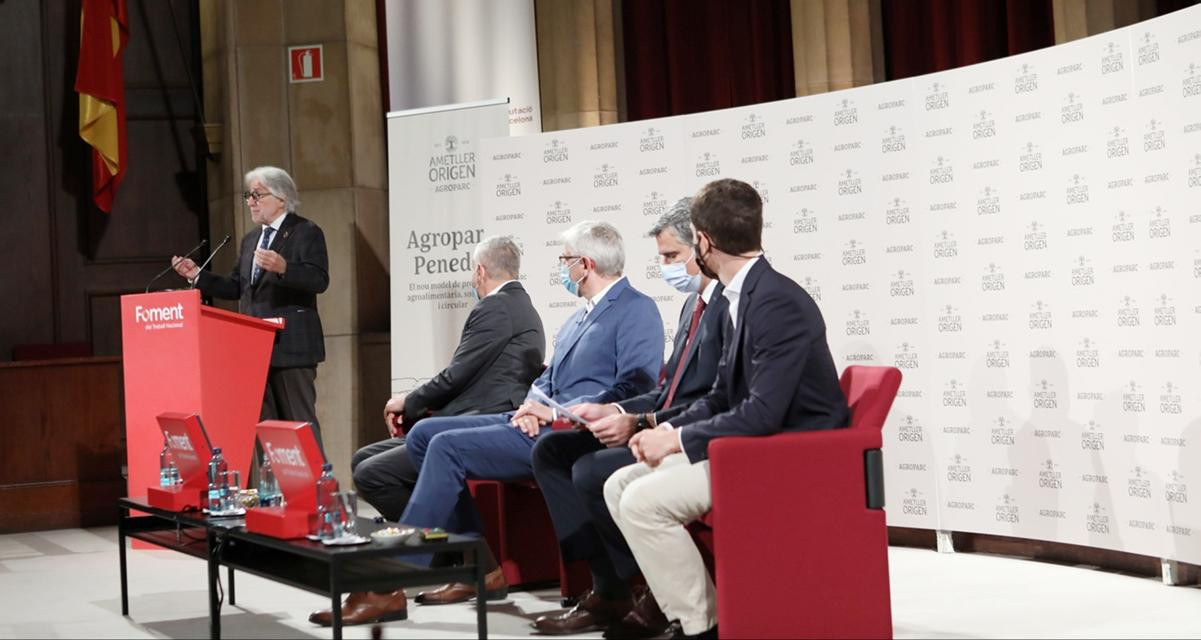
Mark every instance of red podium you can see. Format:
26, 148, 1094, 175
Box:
121, 290, 280, 506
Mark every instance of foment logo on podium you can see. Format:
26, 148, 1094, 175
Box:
134, 303, 185, 330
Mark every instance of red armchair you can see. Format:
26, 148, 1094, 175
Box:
699, 364, 901, 639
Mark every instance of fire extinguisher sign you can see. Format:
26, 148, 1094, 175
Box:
288, 45, 324, 83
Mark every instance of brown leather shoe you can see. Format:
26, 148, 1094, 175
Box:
308, 590, 408, 627
533, 588, 634, 635
414, 567, 508, 605
604, 586, 670, 639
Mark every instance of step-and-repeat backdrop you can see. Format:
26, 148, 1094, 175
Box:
391, 7, 1201, 563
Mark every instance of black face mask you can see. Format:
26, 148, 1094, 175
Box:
695, 233, 720, 281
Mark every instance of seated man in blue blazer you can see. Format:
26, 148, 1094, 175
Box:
605, 179, 849, 640
530, 199, 727, 637
400, 220, 664, 605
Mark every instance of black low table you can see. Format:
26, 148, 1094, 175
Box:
117, 497, 242, 638
117, 497, 489, 639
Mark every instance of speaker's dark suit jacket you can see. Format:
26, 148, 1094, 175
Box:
196, 212, 329, 369
403, 281, 546, 425
670, 259, 849, 462
617, 284, 727, 421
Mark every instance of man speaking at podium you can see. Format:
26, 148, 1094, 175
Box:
172, 166, 330, 447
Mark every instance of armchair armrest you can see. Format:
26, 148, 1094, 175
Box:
705, 428, 891, 638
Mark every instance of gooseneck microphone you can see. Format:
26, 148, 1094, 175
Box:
145, 239, 207, 293
189, 235, 232, 290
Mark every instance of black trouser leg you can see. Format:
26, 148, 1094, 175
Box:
574, 447, 641, 588
263, 366, 323, 451
351, 438, 417, 521
532, 430, 633, 598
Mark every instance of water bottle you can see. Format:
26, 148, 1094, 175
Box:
258, 451, 281, 507
159, 440, 178, 488
314, 463, 340, 540
207, 447, 229, 512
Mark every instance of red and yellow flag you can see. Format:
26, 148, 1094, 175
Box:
74, 0, 129, 213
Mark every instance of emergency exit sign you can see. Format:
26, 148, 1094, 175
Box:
289, 45, 323, 83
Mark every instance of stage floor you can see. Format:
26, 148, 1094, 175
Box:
2, 524, 1199, 638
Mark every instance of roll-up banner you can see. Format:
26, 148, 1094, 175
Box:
387, 99, 511, 395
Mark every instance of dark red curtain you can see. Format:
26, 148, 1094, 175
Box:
1157, 0, 1201, 13
622, 0, 794, 122
881, 0, 1054, 80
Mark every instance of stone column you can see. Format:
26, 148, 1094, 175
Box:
790, 0, 885, 97
199, 0, 389, 483
535, 0, 622, 131
1051, 0, 1156, 43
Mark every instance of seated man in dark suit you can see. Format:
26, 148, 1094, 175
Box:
400, 220, 664, 606
605, 179, 850, 640
530, 199, 727, 637
352, 236, 545, 522
309, 236, 545, 627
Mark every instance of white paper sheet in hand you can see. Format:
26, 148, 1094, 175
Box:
527, 385, 589, 426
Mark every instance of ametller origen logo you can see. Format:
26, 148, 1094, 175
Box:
996, 494, 1019, 523
881, 125, 906, 152
639, 126, 665, 152
1138, 32, 1159, 65
741, 113, 766, 139
895, 342, 918, 370
1101, 41, 1125, 74
990, 416, 1015, 446
886, 197, 910, 224
925, 82, 949, 110
1014, 62, 1038, 93
902, 488, 927, 516
790, 139, 814, 165
793, 208, 818, 234
1081, 420, 1105, 450
1166, 470, 1188, 504
833, 98, 859, 125
973, 110, 996, 139
543, 138, 568, 163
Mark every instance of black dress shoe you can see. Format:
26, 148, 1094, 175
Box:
604, 586, 670, 639
664, 621, 718, 640
533, 589, 633, 635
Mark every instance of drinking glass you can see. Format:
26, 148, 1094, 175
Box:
219, 469, 241, 512
339, 491, 359, 538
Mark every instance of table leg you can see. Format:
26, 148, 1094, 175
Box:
118, 507, 129, 616
208, 530, 221, 639
330, 565, 343, 640
476, 542, 487, 639
331, 591, 343, 640
227, 567, 236, 606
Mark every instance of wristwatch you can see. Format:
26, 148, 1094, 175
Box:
635, 413, 650, 432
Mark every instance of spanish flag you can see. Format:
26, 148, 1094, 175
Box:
75, 0, 129, 213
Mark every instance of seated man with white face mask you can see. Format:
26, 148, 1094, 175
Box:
395, 220, 664, 608
528, 200, 728, 638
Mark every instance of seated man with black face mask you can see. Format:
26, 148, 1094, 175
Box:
529, 199, 728, 638
605, 179, 850, 640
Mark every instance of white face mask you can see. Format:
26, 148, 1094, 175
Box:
660, 251, 702, 294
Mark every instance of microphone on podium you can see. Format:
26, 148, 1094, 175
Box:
189, 235, 232, 290
145, 238, 207, 293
